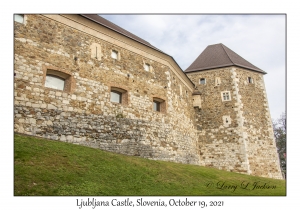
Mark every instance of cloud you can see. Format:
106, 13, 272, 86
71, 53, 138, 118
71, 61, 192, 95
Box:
101, 14, 286, 120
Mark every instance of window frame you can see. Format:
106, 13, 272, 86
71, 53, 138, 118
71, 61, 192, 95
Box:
152, 97, 166, 113
221, 91, 231, 102
42, 66, 75, 93
110, 86, 128, 105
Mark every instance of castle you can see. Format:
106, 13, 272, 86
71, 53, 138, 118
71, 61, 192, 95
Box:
14, 14, 283, 179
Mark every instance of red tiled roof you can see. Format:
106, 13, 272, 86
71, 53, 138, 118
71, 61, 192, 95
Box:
185, 43, 266, 74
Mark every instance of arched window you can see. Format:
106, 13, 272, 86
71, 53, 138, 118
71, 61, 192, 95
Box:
43, 67, 74, 93
110, 87, 128, 105
45, 75, 65, 91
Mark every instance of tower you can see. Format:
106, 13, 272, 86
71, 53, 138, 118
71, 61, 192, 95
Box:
185, 43, 283, 179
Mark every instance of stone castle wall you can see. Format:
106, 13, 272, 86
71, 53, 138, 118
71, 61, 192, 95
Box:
14, 14, 200, 165
14, 14, 283, 179
234, 68, 282, 179
187, 67, 282, 179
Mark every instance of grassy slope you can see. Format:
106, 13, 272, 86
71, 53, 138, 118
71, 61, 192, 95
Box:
14, 133, 286, 196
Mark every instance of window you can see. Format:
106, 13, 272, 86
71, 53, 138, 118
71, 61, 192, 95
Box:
90, 43, 101, 60
215, 77, 221, 86
248, 77, 254, 84
221, 91, 231, 101
110, 87, 128, 105
152, 97, 166, 113
45, 75, 65, 91
110, 91, 122, 103
14, 14, 24, 24
111, 50, 118, 59
200, 78, 206, 84
144, 63, 150, 71
153, 101, 160, 112
43, 67, 74, 93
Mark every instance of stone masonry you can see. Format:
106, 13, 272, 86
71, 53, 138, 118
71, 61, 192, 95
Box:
14, 14, 283, 179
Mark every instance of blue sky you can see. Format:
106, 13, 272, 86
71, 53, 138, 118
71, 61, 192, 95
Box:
102, 14, 286, 121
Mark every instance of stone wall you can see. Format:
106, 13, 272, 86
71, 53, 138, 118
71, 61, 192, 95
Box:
187, 67, 282, 179
14, 14, 283, 179
14, 14, 200, 165
187, 67, 249, 173
234, 68, 282, 179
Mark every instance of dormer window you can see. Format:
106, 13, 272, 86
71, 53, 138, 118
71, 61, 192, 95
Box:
111, 50, 118, 59
14, 14, 24, 24
200, 78, 206, 84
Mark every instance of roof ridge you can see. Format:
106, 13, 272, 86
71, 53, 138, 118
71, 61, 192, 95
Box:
220, 43, 235, 65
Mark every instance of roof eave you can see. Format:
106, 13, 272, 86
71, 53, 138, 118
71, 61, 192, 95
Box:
80, 14, 166, 54
185, 64, 267, 74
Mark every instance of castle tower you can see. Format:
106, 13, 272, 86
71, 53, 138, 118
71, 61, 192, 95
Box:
185, 43, 283, 179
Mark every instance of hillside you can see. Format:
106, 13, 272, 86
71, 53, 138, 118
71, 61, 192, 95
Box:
14, 133, 286, 196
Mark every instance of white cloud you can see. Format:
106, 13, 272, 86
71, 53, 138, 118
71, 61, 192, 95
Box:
101, 14, 286, 120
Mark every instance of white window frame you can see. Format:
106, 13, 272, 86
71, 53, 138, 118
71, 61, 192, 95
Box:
221, 91, 231, 101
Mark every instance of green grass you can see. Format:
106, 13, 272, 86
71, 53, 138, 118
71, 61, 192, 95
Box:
14, 133, 286, 196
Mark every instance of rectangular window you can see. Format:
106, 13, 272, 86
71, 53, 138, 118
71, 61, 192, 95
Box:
153, 101, 160, 112
111, 50, 118, 59
248, 77, 253, 83
45, 75, 65, 91
221, 91, 231, 101
110, 91, 122, 103
200, 78, 206, 84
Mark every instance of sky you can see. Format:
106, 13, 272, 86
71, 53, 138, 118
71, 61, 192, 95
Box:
102, 14, 286, 121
